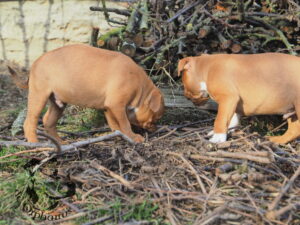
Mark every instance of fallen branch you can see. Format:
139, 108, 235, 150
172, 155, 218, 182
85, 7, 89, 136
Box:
97, 0, 127, 25
205, 150, 274, 164
139, 0, 148, 31
0, 130, 135, 153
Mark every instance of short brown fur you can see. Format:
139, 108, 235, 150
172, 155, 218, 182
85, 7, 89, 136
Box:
178, 53, 300, 144
9, 44, 164, 143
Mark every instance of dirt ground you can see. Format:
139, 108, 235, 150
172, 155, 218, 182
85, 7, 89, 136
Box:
0, 61, 299, 225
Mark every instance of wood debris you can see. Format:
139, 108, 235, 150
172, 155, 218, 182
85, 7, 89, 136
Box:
90, 0, 300, 80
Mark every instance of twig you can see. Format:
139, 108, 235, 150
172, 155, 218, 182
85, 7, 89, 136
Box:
42, 208, 103, 224
89, 6, 131, 16
193, 204, 227, 225
152, 128, 177, 142
167, 152, 207, 194
166, 208, 179, 225
37, 131, 62, 153
98, 0, 127, 25
90, 160, 135, 189
57, 127, 110, 137
268, 165, 300, 211
245, 16, 296, 54
266, 203, 300, 220
202, 9, 244, 28
0, 147, 53, 160
0, 123, 12, 132
60, 130, 135, 152
190, 155, 279, 176
81, 215, 115, 225
166, 0, 204, 23
154, 117, 214, 137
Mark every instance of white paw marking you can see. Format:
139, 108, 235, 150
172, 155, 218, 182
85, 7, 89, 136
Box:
207, 130, 214, 137
229, 113, 240, 129
200, 81, 207, 91
209, 133, 227, 143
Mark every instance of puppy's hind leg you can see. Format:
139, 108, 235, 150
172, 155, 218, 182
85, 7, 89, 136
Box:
43, 96, 66, 144
268, 102, 300, 144
24, 88, 50, 143
268, 116, 300, 144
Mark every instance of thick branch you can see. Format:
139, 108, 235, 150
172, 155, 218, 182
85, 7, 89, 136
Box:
0, 130, 135, 153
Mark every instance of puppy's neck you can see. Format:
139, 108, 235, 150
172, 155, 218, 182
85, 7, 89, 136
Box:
129, 79, 156, 108
195, 55, 211, 82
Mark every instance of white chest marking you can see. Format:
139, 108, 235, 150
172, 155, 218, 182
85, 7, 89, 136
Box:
200, 82, 207, 91
229, 113, 240, 129
209, 133, 227, 143
127, 106, 139, 113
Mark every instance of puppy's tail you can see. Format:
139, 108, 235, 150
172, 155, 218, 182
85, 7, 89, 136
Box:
7, 65, 29, 89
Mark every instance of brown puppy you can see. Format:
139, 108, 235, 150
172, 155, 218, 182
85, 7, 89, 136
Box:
178, 53, 300, 144
9, 44, 164, 143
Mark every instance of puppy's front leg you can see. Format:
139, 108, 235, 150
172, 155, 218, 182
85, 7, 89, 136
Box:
104, 109, 121, 131
210, 96, 239, 143
107, 106, 145, 143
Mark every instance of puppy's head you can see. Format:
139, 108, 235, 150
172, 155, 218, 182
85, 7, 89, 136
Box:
128, 88, 164, 132
178, 57, 209, 106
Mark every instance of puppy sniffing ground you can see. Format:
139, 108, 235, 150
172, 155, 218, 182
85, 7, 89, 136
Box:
8, 44, 164, 143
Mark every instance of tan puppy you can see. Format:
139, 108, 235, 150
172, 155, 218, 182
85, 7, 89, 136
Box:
178, 53, 300, 144
8, 44, 164, 143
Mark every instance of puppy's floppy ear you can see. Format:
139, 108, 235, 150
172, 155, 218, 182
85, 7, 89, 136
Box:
177, 57, 191, 77
146, 89, 164, 113
7, 65, 29, 89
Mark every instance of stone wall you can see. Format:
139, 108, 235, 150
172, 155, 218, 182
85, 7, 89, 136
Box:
0, 0, 126, 68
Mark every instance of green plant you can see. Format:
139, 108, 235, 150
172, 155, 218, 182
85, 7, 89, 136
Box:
123, 199, 159, 221
74, 197, 165, 225
0, 167, 71, 222
0, 146, 27, 171
60, 107, 106, 132
0, 171, 32, 216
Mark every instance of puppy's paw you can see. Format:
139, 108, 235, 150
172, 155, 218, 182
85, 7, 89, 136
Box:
209, 133, 227, 143
26, 136, 39, 143
132, 134, 145, 143
267, 136, 287, 144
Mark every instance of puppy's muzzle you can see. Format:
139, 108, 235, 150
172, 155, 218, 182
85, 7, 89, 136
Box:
144, 123, 157, 132
184, 90, 209, 106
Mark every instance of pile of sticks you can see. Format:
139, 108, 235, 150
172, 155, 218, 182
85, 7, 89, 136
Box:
90, 0, 300, 80
1, 111, 300, 224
